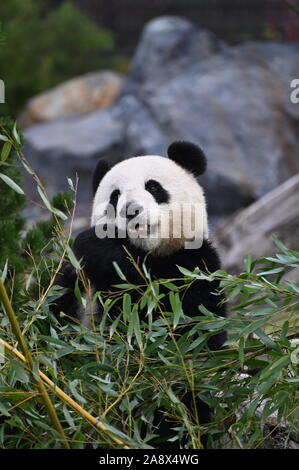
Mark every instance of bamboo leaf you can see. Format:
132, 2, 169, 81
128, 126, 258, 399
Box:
0, 172, 24, 194
257, 267, 285, 277
37, 186, 53, 211
259, 355, 290, 382
13, 122, 21, 145
167, 387, 180, 404
66, 245, 81, 270
169, 292, 183, 328
0, 402, 10, 417
132, 307, 143, 350
186, 334, 207, 352
244, 254, 252, 273
1, 259, 8, 283
37, 186, 67, 220
255, 328, 279, 351
1, 141, 12, 162
239, 336, 245, 367
112, 261, 127, 281
237, 317, 268, 338
69, 380, 87, 404
122, 293, 132, 322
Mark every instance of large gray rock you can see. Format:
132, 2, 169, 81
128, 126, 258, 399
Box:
135, 41, 299, 211
123, 16, 221, 94
23, 16, 299, 215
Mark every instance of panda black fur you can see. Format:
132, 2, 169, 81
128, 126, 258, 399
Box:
52, 141, 226, 447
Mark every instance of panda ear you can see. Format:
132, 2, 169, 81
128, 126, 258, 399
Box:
92, 160, 110, 195
167, 141, 207, 176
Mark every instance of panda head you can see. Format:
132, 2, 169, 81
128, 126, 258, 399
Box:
91, 141, 208, 254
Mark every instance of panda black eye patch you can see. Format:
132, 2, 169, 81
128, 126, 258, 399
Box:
145, 179, 169, 204
109, 189, 120, 210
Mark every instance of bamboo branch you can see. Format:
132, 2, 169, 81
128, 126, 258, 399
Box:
0, 279, 70, 447
0, 337, 130, 449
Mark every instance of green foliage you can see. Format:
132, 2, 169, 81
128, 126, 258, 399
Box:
0, 118, 26, 294
52, 191, 74, 214
0, 120, 72, 304
0, 237, 298, 448
0, 0, 114, 117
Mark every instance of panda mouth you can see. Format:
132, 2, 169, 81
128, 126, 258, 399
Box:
127, 223, 151, 235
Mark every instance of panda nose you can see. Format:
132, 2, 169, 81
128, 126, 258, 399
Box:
120, 202, 144, 220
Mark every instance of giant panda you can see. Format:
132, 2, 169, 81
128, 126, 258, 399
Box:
52, 141, 226, 448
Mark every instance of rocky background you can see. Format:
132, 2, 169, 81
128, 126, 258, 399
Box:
22, 16, 299, 272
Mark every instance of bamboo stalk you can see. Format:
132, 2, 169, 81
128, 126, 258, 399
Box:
0, 279, 70, 448
0, 337, 130, 449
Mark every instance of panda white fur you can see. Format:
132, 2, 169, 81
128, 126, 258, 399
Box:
52, 141, 226, 448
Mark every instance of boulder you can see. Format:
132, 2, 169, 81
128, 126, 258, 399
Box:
135, 41, 299, 212
19, 70, 123, 128
122, 16, 221, 95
